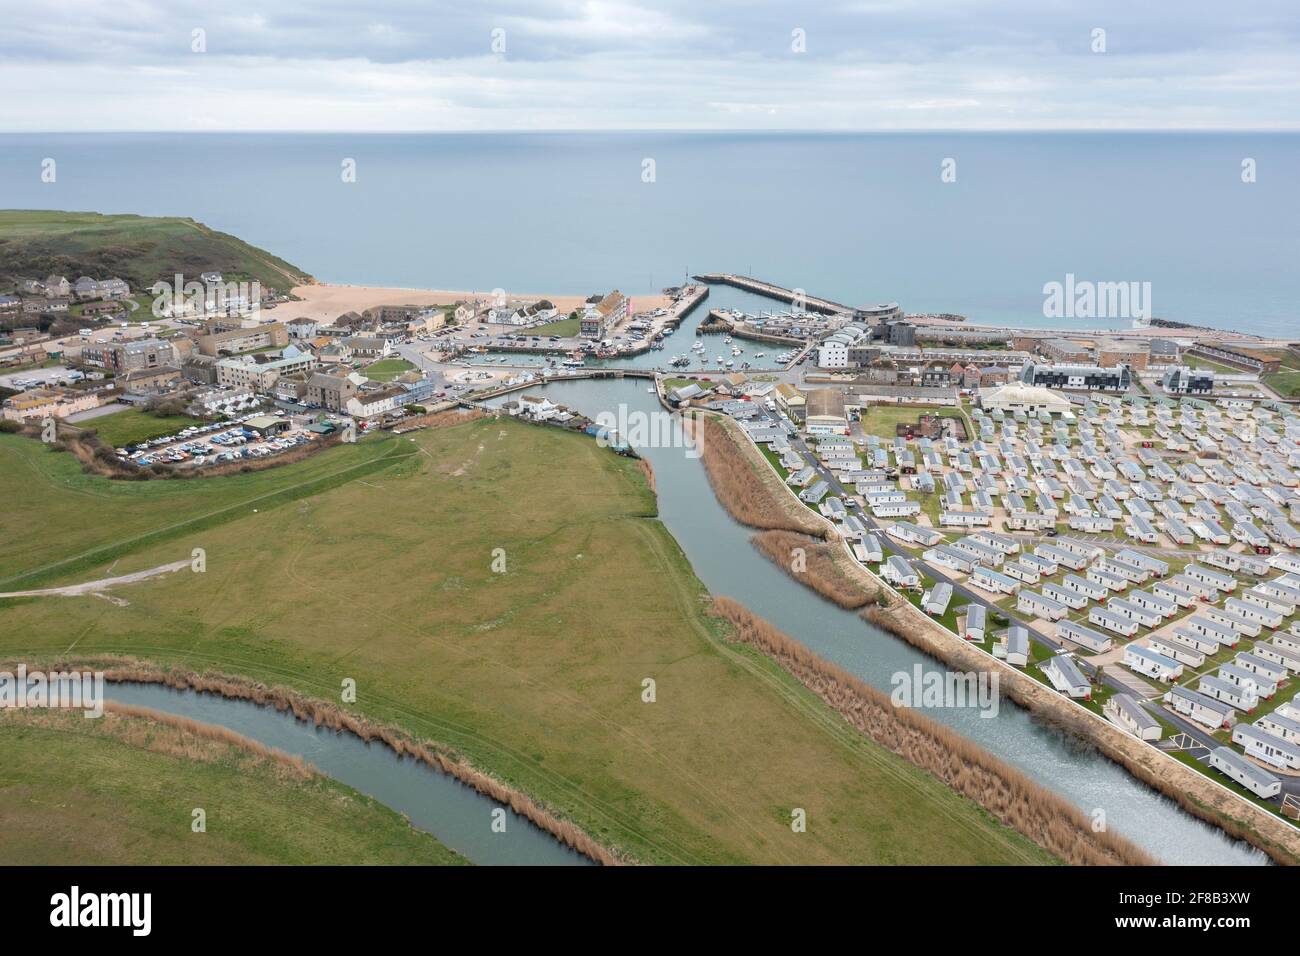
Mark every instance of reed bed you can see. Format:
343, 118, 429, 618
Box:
860, 602, 1299, 866
712, 597, 1157, 866
101, 701, 315, 779
693, 415, 826, 536
66, 659, 620, 866
750, 530, 873, 609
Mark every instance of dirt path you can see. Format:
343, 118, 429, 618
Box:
0, 559, 190, 598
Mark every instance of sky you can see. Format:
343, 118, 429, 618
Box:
2, 0, 1298, 131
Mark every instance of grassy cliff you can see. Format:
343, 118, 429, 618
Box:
0, 210, 313, 293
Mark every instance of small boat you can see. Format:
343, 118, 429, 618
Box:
755, 352, 765, 358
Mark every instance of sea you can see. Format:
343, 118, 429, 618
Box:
1, 131, 1297, 337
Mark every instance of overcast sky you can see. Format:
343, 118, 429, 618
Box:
3, 0, 1298, 130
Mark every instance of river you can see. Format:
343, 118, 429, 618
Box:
490, 376, 1270, 866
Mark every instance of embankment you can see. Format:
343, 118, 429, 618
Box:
31, 658, 620, 866
691, 414, 828, 536
750, 530, 873, 609
861, 598, 1300, 866
712, 597, 1155, 866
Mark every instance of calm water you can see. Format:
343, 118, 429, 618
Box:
1, 131, 1297, 335
492, 378, 1269, 865
105, 682, 591, 866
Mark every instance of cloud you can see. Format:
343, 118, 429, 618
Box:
0, 0, 1296, 129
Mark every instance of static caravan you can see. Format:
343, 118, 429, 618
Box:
1187, 615, 1242, 648
1108, 597, 1162, 629
970, 531, 1020, 555
1208, 746, 1280, 799
1256, 579, 1300, 607
1043, 582, 1087, 610
1164, 685, 1236, 730
871, 499, 922, 518
1050, 538, 1104, 562
1089, 605, 1139, 638
1256, 713, 1300, 745
1035, 545, 1088, 571
1057, 620, 1113, 653
1069, 513, 1113, 533
1001, 561, 1042, 585
1063, 574, 1108, 603
1098, 558, 1150, 585
923, 583, 954, 617
1162, 517, 1196, 545
970, 566, 1019, 595
1235, 651, 1286, 687
1281, 628, 1300, 653
882, 556, 920, 588
1017, 590, 1068, 622
1152, 579, 1197, 609
860, 534, 884, 563
1278, 701, 1300, 723
940, 509, 991, 528
1220, 662, 1276, 699
1169, 573, 1219, 601
963, 604, 987, 643
1224, 597, 1283, 630
1104, 694, 1162, 742
1042, 653, 1091, 699
1124, 514, 1159, 543
1117, 549, 1169, 578
924, 545, 978, 574
1242, 587, 1295, 617
1000, 626, 1030, 667
1087, 566, 1129, 593
1148, 634, 1206, 667
1198, 674, 1258, 712
1124, 645, 1184, 683
1170, 626, 1221, 657
1231, 725, 1300, 771
886, 522, 944, 547
951, 539, 1005, 568
1184, 564, 1238, 594
1127, 589, 1177, 619
1254, 640, 1300, 675
1201, 606, 1261, 639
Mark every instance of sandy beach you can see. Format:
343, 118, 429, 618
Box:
274, 284, 671, 323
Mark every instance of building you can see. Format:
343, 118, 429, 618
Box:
286, 317, 319, 339
1001, 626, 1030, 666
1019, 362, 1131, 392
244, 414, 292, 438
774, 383, 805, 415
1162, 365, 1214, 395
1207, 747, 1280, 799
306, 369, 362, 411
345, 386, 407, 420
1096, 340, 1149, 370
977, 382, 1072, 416
1165, 685, 1235, 729
580, 291, 628, 338
1123, 645, 1184, 682
804, 389, 848, 436
81, 338, 181, 373
2, 387, 102, 422
1231, 724, 1300, 771
1042, 653, 1091, 699
195, 321, 290, 357
1104, 694, 1162, 741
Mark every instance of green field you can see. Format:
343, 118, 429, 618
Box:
858, 404, 963, 440
529, 316, 581, 337
0, 210, 312, 293
0, 419, 1052, 865
78, 408, 198, 448
0, 708, 465, 865
362, 358, 417, 382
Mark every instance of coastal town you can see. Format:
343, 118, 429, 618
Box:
4, 257, 1300, 859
